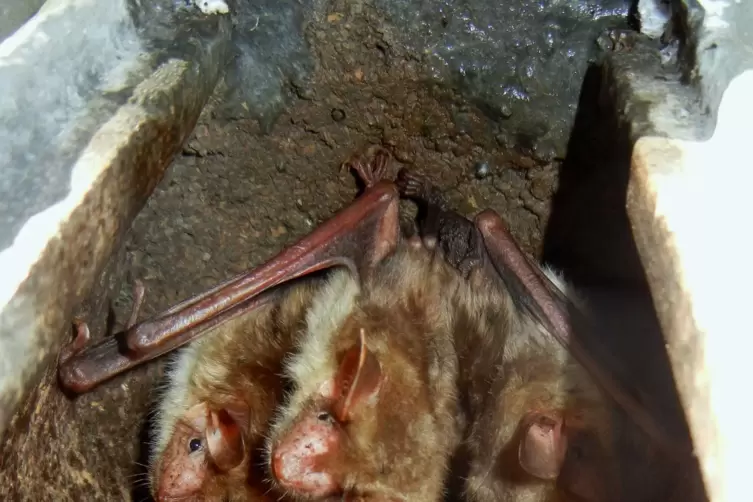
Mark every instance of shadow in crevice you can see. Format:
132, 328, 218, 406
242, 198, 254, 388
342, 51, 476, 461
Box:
541, 63, 707, 501
541, 64, 645, 290
131, 409, 157, 502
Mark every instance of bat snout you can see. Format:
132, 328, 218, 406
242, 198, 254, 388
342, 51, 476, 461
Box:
272, 442, 338, 496
271, 414, 340, 497
272, 448, 337, 497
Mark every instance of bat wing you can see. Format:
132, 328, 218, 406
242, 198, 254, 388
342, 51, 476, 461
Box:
397, 167, 688, 461
59, 180, 400, 394
474, 210, 690, 461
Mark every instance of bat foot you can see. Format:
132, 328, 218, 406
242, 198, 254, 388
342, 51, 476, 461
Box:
58, 319, 92, 366
395, 167, 433, 202
398, 167, 485, 278
455, 255, 482, 279
342, 146, 391, 188
406, 235, 424, 250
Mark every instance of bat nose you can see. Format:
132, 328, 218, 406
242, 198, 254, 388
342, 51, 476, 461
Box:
272, 447, 337, 497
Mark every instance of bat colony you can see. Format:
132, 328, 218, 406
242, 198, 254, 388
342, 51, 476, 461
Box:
57, 147, 697, 501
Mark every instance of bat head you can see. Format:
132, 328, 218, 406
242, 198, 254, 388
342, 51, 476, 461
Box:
155, 401, 248, 501
517, 409, 610, 502
271, 327, 384, 498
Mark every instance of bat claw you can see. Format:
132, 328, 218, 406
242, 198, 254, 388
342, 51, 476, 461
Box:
395, 167, 431, 201
126, 279, 147, 329
456, 255, 482, 279
343, 146, 392, 188
398, 167, 484, 278
59, 319, 92, 366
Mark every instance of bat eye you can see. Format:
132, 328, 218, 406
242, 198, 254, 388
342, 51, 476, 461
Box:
188, 438, 203, 453
317, 411, 332, 422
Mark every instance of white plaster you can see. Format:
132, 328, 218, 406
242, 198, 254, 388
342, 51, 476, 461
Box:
698, 0, 732, 30
0, 0, 144, 310
194, 0, 229, 15
640, 69, 753, 502
637, 0, 670, 39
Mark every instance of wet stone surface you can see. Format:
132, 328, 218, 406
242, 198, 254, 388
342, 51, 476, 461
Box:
214, 0, 631, 159
373, 0, 632, 160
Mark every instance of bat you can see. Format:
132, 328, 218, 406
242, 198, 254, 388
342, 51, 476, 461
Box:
148, 277, 320, 501
56, 147, 401, 395
257, 147, 464, 502
55, 139, 691, 502
263, 240, 465, 502
396, 167, 695, 501
56, 146, 403, 500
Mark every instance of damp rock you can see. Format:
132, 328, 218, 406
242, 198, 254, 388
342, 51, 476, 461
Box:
374, 0, 632, 160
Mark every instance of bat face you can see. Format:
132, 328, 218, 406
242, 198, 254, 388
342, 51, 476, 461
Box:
462, 382, 614, 502
438, 257, 616, 502
155, 403, 213, 500
154, 402, 246, 501
149, 280, 324, 501
271, 326, 383, 498
266, 248, 463, 501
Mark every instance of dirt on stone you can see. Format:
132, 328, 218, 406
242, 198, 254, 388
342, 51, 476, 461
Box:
0, 5, 559, 501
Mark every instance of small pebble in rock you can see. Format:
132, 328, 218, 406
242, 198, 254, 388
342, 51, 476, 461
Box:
295, 86, 316, 101
202, 252, 211, 261
474, 161, 491, 179
195, 0, 228, 14
331, 108, 346, 122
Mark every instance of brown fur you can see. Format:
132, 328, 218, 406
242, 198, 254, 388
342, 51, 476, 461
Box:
449, 264, 690, 502
149, 235, 691, 501
266, 244, 466, 501
149, 279, 321, 501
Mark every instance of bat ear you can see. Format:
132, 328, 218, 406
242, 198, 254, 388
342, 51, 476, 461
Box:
518, 411, 568, 480
333, 328, 383, 422
205, 408, 245, 472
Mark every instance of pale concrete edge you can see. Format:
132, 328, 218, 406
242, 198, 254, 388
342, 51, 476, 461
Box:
0, 36, 231, 438
627, 140, 714, 495
607, 4, 749, 501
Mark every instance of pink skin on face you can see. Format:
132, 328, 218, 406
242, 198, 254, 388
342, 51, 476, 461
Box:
272, 411, 341, 497
157, 405, 210, 501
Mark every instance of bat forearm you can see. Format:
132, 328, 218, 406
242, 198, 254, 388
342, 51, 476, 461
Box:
58, 149, 400, 395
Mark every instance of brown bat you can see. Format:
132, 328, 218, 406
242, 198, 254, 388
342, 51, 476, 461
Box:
148, 277, 319, 501
396, 168, 695, 502
263, 242, 464, 502
56, 147, 403, 501
252, 148, 463, 502
55, 140, 690, 501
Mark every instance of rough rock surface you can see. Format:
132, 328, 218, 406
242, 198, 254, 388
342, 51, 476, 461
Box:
205, 0, 633, 157
0, 2, 581, 499
0, 0, 232, 494
374, 0, 633, 161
